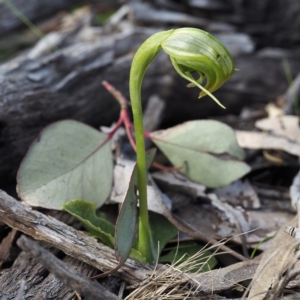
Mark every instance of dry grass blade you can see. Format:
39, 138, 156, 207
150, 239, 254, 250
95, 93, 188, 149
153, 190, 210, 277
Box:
126, 238, 248, 300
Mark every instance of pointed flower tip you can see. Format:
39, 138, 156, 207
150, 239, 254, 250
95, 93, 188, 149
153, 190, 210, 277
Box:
198, 92, 226, 109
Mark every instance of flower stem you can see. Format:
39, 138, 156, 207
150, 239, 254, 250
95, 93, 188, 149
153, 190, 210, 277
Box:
130, 85, 152, 263
129, 31, 176, 262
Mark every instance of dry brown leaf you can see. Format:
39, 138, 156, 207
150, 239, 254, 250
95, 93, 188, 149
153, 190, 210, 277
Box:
152, 170, 207, 199
236, 131, 300, 156
247, 216, 298, 300
265, 103, 284, 118
236, 116, 300, 156
255, 116, 300, 141
214, 179, 261, 209
109, 157, 172, 215
198, 259, 259, 294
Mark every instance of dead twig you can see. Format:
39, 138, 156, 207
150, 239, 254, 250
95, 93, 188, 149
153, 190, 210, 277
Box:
16, 235, 119, 300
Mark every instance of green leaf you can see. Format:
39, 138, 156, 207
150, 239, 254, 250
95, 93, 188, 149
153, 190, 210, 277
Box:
129, 248, 148, 263
115, 149, 157, 264
159, 242, 218, 272
63, 199, 115, 248
17, 120, 113, 210
149, 211, 177, 261
150, 120, 250, 188
115, 163, 139, 264
63, 199, 148, 263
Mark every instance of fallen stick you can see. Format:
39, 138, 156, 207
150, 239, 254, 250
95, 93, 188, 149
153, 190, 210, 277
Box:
0, 189, 152, 284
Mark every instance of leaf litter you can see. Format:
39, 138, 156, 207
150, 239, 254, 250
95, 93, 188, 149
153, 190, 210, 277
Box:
120, 115, 300, 299
107, 112, 297, 264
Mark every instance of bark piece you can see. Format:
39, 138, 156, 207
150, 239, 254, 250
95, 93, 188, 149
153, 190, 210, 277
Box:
16, 235, 119, 300
235, 116, 300, 158
197, 259, 259, 294
143, 95, 165, 133
0, 229, 18, 267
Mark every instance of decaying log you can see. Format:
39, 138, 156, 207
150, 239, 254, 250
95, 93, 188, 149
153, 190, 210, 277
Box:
0, 0, 83, 36
129, 2, 235, 32
149, 0, 300, 48
16, 236, 119, 300
0, 244, 98, 300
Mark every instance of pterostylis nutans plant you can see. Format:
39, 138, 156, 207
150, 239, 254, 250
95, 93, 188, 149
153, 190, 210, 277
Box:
17, 27, 240, 274
129, 28, 235, 262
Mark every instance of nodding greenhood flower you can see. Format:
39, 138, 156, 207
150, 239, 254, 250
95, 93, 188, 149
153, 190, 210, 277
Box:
130, 27, 235, 109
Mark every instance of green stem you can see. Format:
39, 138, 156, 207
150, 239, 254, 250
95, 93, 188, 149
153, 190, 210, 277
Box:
131, 89, 152, 262
129, 31, 173, 262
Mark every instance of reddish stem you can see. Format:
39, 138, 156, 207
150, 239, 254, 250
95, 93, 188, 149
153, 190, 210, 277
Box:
102, 81, 182, 172
121, 109, 137, 151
